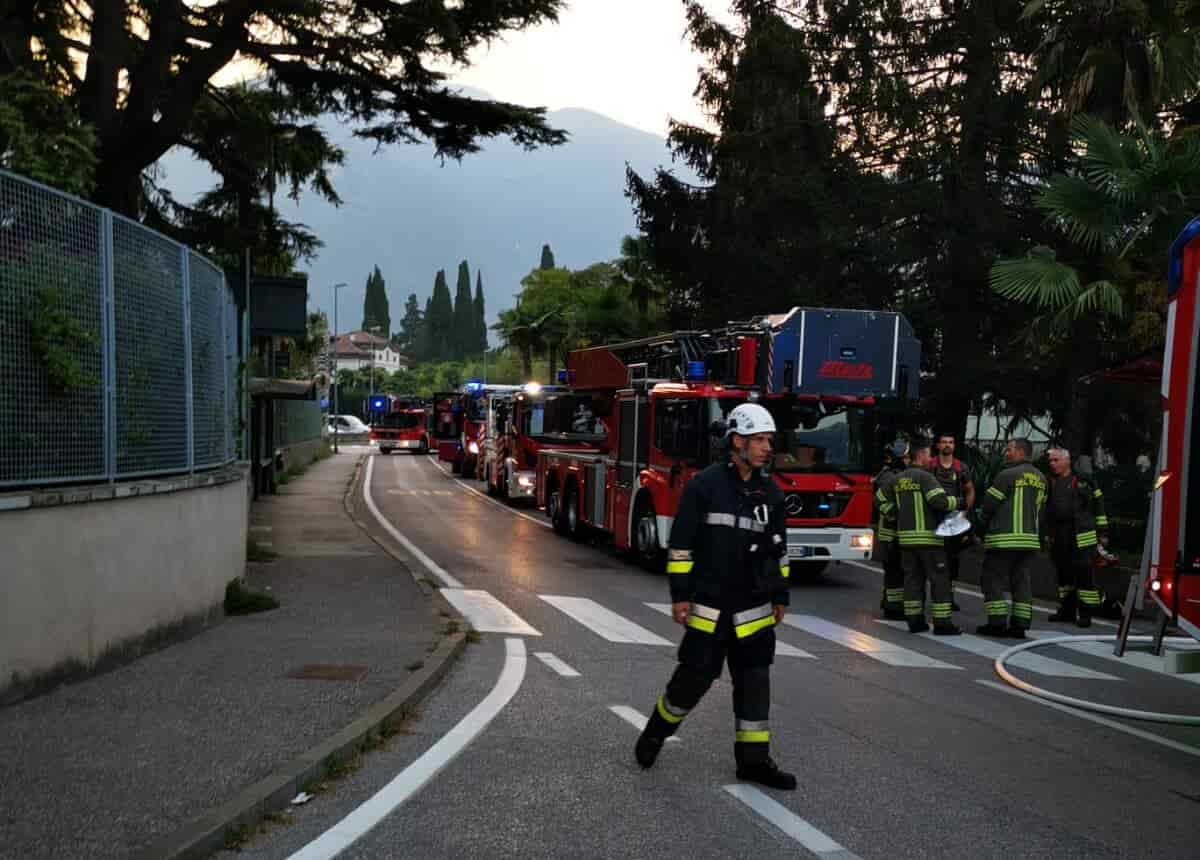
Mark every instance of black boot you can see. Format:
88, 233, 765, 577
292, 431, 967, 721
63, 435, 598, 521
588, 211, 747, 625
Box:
1076, 613, 1092, 629
908, 618, 930, 634
976, 623, 1008, 638
933, 622, 961, 636
736, 757, 797, 791
1005, 626, 1027, 640
635, 708, 674, 769
883, 608, 907, 621
1049, 593, 1076, 623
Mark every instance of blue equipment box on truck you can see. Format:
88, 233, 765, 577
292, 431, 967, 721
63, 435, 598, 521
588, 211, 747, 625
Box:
758, 307, 920, 399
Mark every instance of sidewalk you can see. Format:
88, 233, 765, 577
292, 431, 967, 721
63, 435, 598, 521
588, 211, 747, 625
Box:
0, 453, 463, 860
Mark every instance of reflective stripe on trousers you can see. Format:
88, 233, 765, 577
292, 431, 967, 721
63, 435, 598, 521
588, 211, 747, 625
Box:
732, 603, 774, 638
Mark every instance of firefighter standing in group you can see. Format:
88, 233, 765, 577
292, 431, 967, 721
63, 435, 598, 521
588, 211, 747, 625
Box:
1045, 447, 1110, 627
928, 432, 975, 609
634, 403, 797, 790
880, 439, 961, 634
975, 438, 1046, 639
874, 440, 910, 620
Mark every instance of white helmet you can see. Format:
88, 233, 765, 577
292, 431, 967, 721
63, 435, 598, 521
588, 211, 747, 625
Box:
725, 403, 776, 437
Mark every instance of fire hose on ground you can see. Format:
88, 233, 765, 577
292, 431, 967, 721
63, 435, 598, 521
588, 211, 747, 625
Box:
994, 635, 1200, 726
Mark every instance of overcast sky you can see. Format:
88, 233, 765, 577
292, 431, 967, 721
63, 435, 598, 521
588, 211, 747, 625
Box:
446, 0, 731, 135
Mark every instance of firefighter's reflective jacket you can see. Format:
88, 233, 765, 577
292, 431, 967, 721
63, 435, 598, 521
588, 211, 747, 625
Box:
881, 467, 958, 547
1046, 473, 1109, 549
979, 461, 1047, 551
666, 461, 789, 613
873, 466, 902, 544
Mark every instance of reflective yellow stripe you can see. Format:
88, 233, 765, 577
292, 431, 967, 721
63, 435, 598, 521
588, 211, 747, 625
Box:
925, 487, 946, 500
779, 564, 790, 580
657, 695, 685, 724
1093, 489, 1103, 498
987, 486, 1005, 500
686, 614, 717, 633
666, 561, 693, 574
736, 730, 770, 743
668, 548, 692, 561
735, 614, 775, 639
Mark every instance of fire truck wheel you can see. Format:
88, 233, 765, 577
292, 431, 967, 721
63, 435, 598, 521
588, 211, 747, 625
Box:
418, 437, 428, 454
452, 457, 462, 475
564, 481, 583, 541
548, 486, 567, 535
633, 497, 665, 573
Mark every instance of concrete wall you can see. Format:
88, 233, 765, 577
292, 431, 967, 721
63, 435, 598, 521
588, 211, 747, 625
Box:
0, 469, 247, 703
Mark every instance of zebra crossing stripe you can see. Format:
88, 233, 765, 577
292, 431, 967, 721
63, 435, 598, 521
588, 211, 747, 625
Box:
539, 596, 673, 645
874, 620, 1119, 680
1025, 630, 1200, 686
643, 603, 817, 659
608, 705, 681, 742
782, 615, 961, 669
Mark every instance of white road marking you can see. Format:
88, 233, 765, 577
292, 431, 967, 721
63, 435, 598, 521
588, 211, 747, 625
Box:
440, 589, 541, 636
288, 638, 528, 860
363, 456, 462, 588
874, 620, 1119, 680
782, 615, 962, 669
607, 705, 681, 742
644, 603, 817, 659
839, 559, 1117, 627
540, 595, 672, 645
534, 652, 580, 677
426, 456, 552, 529
386, 489, 452, 496
1025, 631, 1200, 686
976, 680, 1200, 760
723, 784, 862, 859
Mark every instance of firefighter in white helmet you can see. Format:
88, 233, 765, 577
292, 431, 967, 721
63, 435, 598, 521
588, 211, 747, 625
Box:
634, 402, 797, 790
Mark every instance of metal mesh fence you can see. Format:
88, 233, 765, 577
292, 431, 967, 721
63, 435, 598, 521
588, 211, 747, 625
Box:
0, 169, 237, 488
274, 400, 323, 448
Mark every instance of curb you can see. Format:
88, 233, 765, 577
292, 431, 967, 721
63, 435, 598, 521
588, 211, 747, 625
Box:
132, 452, 469, 860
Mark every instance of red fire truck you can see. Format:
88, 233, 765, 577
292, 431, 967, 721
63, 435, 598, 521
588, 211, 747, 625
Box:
432, 382, 523, 475
482, 382, 612, 501
536, 309, 920, 574
370, 396, 431, 455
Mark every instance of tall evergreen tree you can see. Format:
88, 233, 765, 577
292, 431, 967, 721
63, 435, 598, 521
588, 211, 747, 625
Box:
428, 269, 455, 362
540, 244, 556, 270
415, 295, 434, 362
361, 267, 380, 332
452, 260, 475, 358
474, 272, 488, 354
398, 293, 424, 357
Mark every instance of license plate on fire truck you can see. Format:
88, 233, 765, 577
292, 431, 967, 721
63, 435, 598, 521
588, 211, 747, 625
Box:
792, 546, 812, 558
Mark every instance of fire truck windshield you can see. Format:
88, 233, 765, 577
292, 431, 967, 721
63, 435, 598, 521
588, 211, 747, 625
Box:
766, 400, 871, 474
380, 412, 424, 430
520, 394, 608, 439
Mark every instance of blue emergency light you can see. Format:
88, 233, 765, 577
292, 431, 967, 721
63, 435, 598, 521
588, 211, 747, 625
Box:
685, 360, 707, 381
556, 369, 568, 384
465, 379, 483, 393
370, 396, 386, 411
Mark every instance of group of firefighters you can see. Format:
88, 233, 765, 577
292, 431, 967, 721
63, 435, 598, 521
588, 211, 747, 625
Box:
631, 406, 1110, 789
872, 433, 1111, 637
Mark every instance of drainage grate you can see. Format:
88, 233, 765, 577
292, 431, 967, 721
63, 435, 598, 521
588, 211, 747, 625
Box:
286, 664, 369, 681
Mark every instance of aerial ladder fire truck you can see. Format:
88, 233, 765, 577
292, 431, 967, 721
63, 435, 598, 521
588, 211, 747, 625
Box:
535, 308, 920, 574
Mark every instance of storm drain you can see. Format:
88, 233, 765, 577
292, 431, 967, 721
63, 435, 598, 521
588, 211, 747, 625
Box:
286, 664, 369, 681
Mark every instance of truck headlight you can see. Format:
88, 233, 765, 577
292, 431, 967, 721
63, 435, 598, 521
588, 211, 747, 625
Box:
850, 534, 873, 549
517, 475, 534, 488
468, 441, 480, 454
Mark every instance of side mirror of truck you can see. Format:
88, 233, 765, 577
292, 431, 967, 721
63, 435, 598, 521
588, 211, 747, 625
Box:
709, 419, 727, 438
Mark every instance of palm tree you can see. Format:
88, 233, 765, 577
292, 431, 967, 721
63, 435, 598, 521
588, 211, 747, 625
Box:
615, 234, 666, 318
990, 114, 1200, 330
492, 304, 547, 379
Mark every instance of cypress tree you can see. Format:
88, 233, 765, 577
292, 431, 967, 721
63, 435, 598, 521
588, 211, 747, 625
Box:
452, 260, 474, 359
428, 269, 454, 362
361, 265, 390, 337
473, 271, 488, 354
540, 244, 555, 270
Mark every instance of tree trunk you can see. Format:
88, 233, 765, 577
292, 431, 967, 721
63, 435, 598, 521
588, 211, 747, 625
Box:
521, 346, 533, 380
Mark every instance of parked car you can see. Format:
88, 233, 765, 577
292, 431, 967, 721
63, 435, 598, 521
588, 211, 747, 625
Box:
323, 414, 371, 440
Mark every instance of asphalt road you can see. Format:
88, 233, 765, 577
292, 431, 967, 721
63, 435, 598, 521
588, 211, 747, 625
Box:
223, 451, 1200, 860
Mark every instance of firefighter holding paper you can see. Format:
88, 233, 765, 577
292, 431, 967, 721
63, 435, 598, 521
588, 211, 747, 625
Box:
1045, 447, 1110, 627
634, 403, 796, 791
881, 439, 961, 635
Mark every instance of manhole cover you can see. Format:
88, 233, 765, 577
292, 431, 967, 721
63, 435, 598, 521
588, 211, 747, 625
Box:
286, 664, 369, 681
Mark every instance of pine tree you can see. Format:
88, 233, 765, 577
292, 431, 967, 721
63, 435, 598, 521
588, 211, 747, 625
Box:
474, 271, 488, 354
452, 260, 475, 359
540, 244, 555, 270
428, 269, 454, 362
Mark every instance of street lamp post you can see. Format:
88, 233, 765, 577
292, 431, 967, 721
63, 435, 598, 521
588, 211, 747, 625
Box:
332, 282, 347, 453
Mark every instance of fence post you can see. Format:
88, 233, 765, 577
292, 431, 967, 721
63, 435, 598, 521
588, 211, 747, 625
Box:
101, 211, 117, 483
182, 248, 194, 474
